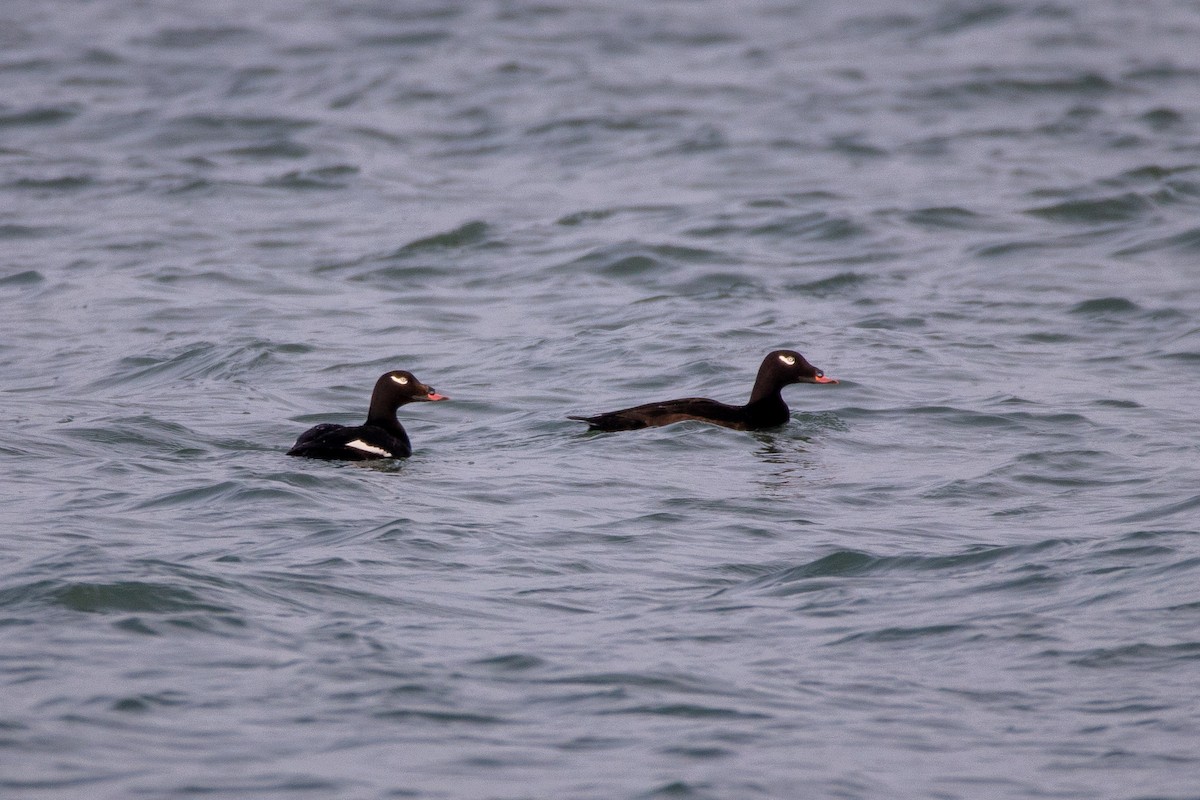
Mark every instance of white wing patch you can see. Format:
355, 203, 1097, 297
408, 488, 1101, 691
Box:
346, 439, 391, 457
390, 375, 409, 385
779, 354, 797, 365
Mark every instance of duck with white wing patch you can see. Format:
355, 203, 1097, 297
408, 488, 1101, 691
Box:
288, 370, 448, 461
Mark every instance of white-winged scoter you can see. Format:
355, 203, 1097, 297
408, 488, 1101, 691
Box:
569, 350, 836, 432
287, 370, 448, 460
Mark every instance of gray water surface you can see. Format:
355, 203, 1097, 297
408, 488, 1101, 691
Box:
3, 1, 1200, 798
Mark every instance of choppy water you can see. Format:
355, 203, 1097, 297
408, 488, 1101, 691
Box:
4, 1, 1200, 797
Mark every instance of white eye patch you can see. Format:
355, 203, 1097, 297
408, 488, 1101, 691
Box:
391, 375, 409, 385
778, 354, 796, 365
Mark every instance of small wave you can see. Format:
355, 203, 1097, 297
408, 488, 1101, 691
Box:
1024, 192, 1156, 224
85, 339, 308, 391
785, 271, 873, 296
686, 211, 865, 243
833, 623, 972, 644
1090, 398, 1141, 408
105, 690, 189, 713
922, 476, 1015, 502
1157, 350, 1200, 365
1152, 178, 1200, 207
601, 703, 769, 721
1050, 641, 1200, 669
223, 140, 310, 160
0, 106, 78, 127
850, 313, 926, 329
827, 135, 888, 159
135, 26, 258, 49
904, 206, 990, 230
925, 2, 1015, 36
395, 220, 491, 252
721, 540, 1073, 598
472, 653, 546, 672
556, 205, 681, 227
263, 165, 357, 190
7, 175, 93, 191
150, 113, 313, 150
63, 414, 202, 454
0, 579, 232, 615
0, 268, 44, 285
373, 709, 508, 726
0, 224, 62, 241
1115, 494, 1200, 524
546, 670, 714, 693
971, 233, 1094, 258
1140, 107, 1184, 131
525, 114, 674, 139
560, 240, 725, 279
1118, 164, 1200, 182
840, 406, 1095, 436
1114, 226, 1200, 256
916, 69, 1115, 105
1070, 297, 1140, 315
978, 448, 1145, 491
166, 112, 312, 132
130, 480, 315, 511
354, 31, 451, 49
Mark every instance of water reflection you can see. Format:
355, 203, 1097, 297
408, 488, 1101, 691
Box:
752, 412, 846, 494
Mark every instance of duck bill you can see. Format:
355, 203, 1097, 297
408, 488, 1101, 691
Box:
813, 375, 838, 384
422, 390, 449, 401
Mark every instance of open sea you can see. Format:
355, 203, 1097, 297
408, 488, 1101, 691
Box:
3, 1, 1200, 798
